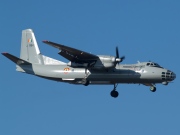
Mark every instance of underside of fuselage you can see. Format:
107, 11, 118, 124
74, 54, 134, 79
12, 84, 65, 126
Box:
36, 75, 161, 85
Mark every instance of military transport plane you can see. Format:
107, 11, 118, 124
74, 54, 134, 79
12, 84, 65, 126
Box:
2, 29, 176, 98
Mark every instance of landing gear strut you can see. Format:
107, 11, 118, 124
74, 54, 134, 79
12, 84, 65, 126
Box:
110, 84, 119, 98
82, 67, 90, 86
82, 79, 89, 86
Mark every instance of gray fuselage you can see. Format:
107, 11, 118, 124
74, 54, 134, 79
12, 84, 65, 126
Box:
17, 61, 176, 85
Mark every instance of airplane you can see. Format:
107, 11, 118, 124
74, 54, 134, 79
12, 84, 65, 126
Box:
2, 29, 176, 98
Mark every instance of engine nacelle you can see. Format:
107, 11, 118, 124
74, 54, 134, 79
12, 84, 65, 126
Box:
68, 55, 119, 69
92, 55, 116, 69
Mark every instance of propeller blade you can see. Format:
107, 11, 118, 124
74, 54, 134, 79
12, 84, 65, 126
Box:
120, 56, 125, 61
116, 46, 119, 58
115, 46, 125, 64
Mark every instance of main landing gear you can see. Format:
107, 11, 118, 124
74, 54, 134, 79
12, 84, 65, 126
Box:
110, 84, 119, 98
82, 79, 89, 86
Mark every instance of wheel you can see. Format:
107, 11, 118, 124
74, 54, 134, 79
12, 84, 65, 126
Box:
150, 86, 156, 92
84, 81, 89, 86
110, 90, 119, 98
82, 79, 89, 86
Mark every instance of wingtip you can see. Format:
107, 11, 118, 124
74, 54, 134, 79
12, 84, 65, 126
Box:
42, 40, 49, 43
1, 52, 8, 55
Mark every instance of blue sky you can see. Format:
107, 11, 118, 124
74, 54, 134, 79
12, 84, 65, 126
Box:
0, 0, 179, 135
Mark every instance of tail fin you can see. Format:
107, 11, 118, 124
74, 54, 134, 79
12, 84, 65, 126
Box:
20, 29, 44, 64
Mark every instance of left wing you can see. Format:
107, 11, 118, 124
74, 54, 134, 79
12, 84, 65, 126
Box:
43, 41, 99, 64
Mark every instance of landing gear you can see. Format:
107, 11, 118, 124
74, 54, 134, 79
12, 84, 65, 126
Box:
110, 84, 119, 98
150, 86, 156, 92
111, 90, 119, 98
82, 79, 89, 86
82, 67, 90, 86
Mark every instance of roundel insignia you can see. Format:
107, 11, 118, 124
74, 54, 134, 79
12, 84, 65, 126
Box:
64, 67, 70, 74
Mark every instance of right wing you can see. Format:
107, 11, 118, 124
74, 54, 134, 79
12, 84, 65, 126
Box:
43, 41, 99, 64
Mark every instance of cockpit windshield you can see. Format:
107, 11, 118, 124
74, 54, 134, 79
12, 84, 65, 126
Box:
146, 62, 162, 68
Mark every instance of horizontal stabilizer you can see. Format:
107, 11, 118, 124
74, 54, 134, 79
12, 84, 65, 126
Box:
2, 53, 31, 65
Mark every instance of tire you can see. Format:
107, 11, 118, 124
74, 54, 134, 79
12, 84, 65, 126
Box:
110, 90, 119, 98
150, 86, 156, 92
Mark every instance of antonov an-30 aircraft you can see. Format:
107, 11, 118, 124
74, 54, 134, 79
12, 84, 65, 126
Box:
2, 29, 176, 98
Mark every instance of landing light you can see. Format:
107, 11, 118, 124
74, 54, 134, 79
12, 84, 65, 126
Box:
162, 82, 168, 85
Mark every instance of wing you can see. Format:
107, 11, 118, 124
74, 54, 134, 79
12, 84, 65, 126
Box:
43, 41, 98, 64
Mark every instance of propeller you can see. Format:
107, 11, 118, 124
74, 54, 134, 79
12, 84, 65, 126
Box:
116, 46, 119, 58
115, 46, 125, 64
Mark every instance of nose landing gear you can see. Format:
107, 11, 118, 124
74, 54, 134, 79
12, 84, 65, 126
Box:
150, 86, 156, 92
110, 84, 119, 98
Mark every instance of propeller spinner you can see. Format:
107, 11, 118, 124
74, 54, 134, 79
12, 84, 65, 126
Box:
115, 46, 125, 64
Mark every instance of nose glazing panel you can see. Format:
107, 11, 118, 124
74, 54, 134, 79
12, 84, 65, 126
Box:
161, 71, 176, 81
172, 72, 176, 80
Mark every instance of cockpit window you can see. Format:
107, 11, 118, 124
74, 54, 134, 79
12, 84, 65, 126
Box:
146, 62, 162, 68
154, 63, 161, 67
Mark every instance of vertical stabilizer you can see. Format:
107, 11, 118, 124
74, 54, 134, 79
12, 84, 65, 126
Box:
20, 29, 43, 64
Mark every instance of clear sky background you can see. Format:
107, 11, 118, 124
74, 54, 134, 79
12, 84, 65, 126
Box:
0, 0, 179, 135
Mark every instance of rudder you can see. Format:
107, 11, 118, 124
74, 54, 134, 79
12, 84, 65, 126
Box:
20, 29, 43, 64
